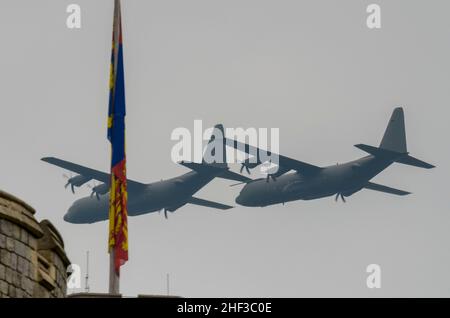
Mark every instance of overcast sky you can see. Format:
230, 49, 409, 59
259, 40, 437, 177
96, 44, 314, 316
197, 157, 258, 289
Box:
1, 0, 449, 297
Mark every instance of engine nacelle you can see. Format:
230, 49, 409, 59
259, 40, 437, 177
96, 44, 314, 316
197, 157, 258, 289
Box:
341, 186, 363, 197
68, 175, 91, 187
92, 183, 109, 195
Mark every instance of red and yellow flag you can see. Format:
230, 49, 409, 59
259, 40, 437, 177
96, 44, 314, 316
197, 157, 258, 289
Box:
107, 0, 128, 274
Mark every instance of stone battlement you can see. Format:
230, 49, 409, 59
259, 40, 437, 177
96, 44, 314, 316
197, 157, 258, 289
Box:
0, 190, 70, 298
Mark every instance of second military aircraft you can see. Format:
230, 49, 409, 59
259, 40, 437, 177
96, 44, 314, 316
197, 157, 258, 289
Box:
228, 108, 435, 207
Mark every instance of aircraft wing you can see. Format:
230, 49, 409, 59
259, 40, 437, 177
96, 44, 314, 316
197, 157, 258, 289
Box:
225, 138, 322, 176
218, 170, 252, 183
178, 161, 252, 183
41, 157, 147, 191
364, 182, 411, 196
187, 197, 233, 210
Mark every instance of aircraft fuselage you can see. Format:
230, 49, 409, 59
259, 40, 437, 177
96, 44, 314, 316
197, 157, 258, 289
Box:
64, 171, 216, 223
235, 155, 393, 207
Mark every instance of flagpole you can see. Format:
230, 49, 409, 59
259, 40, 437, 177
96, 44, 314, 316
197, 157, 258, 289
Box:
109, 250, 120, 294
108, 0, 123, 296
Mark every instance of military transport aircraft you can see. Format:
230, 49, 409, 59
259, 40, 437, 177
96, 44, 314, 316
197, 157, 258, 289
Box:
42, 125, 249, 223
227, 108, 435, 207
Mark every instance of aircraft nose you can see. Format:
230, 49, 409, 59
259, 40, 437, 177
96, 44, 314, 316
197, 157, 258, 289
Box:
235, 193, 250, 207
64, 205, 76, 223
235, 194, 243, 205
235, 184, 256, 207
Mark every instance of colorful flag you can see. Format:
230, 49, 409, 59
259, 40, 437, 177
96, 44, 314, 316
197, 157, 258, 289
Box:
108, 0, 128, 274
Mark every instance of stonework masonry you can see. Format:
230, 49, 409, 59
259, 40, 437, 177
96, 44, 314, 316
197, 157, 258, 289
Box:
0, 190, 71, 298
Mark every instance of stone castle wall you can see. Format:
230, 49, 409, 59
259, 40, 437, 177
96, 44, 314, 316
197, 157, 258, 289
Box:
0, 190, 70, 298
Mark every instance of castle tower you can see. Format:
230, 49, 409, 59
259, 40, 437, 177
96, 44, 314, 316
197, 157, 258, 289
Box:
0, 190, 71, 298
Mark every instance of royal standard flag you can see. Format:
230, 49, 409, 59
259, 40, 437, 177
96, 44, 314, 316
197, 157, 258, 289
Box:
108, 0, 128, 274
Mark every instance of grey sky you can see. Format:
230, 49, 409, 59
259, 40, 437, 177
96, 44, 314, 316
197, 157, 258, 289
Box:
0, 0, 449, 297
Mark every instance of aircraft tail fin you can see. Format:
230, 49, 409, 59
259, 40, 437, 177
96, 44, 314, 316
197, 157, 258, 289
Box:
379, 107, 407, 153
178, 124, 252, 181
202, 124, 227, 169
355, 108, 434, 169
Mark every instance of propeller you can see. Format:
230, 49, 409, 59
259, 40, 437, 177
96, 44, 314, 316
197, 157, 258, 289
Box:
240, 163, 251, 174
63, 174, 76, 194
334, 193, 346, 203
87, 182, 109, 201
87, 182, 100, 200
159, 208, 168, 219
239, 157, 262, 175
264, 158, 279, 183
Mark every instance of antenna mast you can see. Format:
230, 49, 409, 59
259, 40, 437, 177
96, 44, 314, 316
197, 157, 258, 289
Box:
85, 251, 90, 293
166, 273, 170, 296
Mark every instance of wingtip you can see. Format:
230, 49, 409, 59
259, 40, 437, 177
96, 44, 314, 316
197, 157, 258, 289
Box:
418, 162, 435, 169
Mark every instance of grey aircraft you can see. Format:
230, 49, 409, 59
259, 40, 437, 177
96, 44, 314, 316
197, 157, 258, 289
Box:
42, 125, 249, 224
228, 108, 435, 207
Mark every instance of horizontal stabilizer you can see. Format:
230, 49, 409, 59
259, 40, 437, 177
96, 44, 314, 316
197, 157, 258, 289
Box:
395, 155, 435, 169
188, 197, 233, 210
218, 170, 252, 183
354, 144, 435, 169
179, 161, 252, 182
364, 182, 411, 196
354, 144, 405, 159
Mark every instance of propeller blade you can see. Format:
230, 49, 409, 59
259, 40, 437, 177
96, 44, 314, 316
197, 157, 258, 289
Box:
96, 193, 100, 200
265, 174, 277, 183
63, 173, 73, 190
164, 209, 168, 219
341, 193, 346, 203
71, 184, 75, 194
335, 193, 339, 202
240, 163, 252, 175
